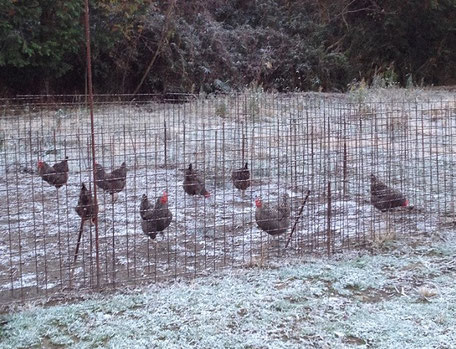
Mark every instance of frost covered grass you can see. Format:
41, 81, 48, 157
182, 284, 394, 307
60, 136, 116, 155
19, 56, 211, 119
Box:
1, 230, 456, 348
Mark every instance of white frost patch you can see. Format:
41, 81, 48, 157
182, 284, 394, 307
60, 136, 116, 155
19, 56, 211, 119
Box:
2, 231, 456, 348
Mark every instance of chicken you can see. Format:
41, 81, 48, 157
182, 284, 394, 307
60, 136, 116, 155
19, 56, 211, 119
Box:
94, 162, 127, 202
140, 192, 173, 241
75, 183, 98, 224
37, 157, 69, 188
370, 174, 408, 211
231, 162, 250, 196
183, 163, 210, 198
73, 183, 99, 272
255, 193, 291, 236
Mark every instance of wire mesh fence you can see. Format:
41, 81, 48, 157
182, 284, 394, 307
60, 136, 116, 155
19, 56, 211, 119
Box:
0, 91, 455, 304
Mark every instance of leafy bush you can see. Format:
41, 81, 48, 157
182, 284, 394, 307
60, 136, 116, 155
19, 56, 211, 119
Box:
0, 0, 454, 95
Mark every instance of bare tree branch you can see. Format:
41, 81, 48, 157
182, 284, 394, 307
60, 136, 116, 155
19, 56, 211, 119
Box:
132, 0, 176, 96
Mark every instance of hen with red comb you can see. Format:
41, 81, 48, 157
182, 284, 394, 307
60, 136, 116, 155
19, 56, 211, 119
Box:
37, 156, 69, 189
140, 192, 173, 241
255, 193, 290, 236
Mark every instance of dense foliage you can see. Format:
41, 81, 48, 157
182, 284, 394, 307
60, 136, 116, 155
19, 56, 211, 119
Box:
0, 0, 455, 95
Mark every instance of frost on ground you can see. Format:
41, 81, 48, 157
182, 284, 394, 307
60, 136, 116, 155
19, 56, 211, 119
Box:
1, 229, 456, 349
0, 89, 455, 303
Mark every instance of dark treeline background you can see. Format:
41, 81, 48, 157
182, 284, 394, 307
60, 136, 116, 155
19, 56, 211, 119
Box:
1, 0, 455, 96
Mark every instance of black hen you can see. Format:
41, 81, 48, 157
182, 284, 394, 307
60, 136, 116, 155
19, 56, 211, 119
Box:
231, 162, 250, 196
37, 157, 69, 189
94, 162, 127, 202
183, 163, 210, 198
371, 174, 408, 211
140, 192, 173, 241
75, 183, 98, 224
255, 194, 291, 236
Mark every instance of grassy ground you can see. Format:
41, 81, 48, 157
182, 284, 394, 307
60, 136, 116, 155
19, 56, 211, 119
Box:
1, 228, 455, 349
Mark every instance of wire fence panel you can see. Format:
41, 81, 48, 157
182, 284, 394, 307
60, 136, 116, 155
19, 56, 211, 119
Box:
0, 92, 455, 304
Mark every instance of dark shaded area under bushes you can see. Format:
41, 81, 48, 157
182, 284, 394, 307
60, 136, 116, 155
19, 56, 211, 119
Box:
0, 0, 455, 95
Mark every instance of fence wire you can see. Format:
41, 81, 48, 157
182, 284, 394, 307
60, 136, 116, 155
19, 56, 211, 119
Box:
0, 92, 455, 304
